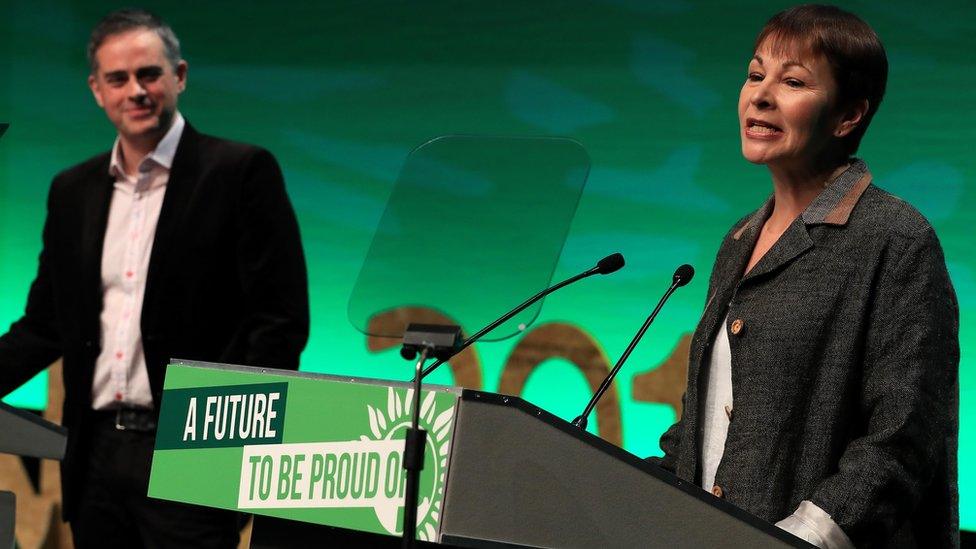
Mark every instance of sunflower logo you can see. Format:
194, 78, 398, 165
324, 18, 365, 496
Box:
363, 387, 455, 541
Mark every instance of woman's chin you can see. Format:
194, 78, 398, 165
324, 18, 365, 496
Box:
740, 146, 774, 166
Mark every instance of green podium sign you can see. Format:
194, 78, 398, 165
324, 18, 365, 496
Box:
149, 361, 459, 541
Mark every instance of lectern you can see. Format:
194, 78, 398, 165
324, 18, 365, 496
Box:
149, 361, 809, 548
0, 401, 67, 549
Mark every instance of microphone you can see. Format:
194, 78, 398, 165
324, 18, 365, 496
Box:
673, 263, 694, 286
418, 253, 626, 380
572, 264, 694, 430
596, 252, 625, 275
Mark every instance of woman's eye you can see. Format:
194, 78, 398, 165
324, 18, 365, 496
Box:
747, 72, 764, 82
785, 78, 805, 88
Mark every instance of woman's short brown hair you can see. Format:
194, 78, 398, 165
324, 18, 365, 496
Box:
755, 4, 888, 157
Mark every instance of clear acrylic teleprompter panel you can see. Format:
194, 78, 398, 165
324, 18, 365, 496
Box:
348, 135, 589, 341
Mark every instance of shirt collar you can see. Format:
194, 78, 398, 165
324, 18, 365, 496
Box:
733, 159, 873, 240
108, 111, 185, 177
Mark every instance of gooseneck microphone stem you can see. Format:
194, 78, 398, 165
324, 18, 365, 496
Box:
402, 346, 430, 548
572, 264, 694, 431
420, 270, 589, 379
419, 253, 624, 380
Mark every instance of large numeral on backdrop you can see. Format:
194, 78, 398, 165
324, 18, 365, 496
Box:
364, 309, 692, 447
498, 323, 622, 447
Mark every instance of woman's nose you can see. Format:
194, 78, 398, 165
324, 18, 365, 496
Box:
750, 81, 774, 109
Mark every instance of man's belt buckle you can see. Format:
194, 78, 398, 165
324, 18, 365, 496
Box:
115, 408, 127, 431
113, 408, 156, 432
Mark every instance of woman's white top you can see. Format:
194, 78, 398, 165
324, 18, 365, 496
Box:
700, 314, 733, 492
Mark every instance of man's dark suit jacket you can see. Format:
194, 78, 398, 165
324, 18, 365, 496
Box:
0, 123, 310, 519
654, 160, 959, 547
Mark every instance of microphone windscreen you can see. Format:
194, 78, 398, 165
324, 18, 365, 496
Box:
596, 253, 625, 275
673, 264, 695, 286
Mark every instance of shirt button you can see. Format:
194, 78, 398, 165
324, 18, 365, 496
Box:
711, 485, 724, 498
730, 318, 744, 335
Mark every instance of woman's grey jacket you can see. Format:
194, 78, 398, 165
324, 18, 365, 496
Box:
654, 160, 959, 548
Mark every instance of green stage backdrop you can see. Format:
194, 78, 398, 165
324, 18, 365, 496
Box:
2, 0, 974, 530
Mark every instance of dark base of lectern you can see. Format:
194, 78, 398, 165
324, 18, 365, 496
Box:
249, 516, 539, 548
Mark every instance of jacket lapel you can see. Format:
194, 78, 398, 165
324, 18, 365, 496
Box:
142, 124, 201, 329
709, 199, 770, 306
741, 160, 873, 282
692, 200, 770, 372
740, 218, 814, 282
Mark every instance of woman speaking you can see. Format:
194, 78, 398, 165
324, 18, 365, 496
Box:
653, 5, 959, 547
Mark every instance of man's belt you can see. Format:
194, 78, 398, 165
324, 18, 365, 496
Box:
93, 407, 157, 432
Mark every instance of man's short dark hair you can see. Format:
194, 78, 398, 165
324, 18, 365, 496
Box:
755, 4, 888, 157
87, 9, 182, 73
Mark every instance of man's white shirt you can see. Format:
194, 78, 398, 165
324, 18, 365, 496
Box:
90, 113, 184, 410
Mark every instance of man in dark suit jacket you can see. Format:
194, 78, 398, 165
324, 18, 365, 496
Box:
0, 9, 309, 547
